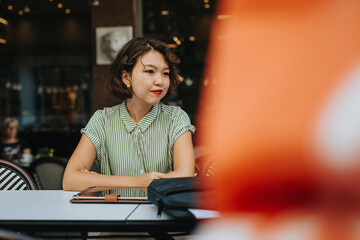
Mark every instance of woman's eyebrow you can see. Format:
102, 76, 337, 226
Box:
144, 64, 157, 69
144, 64, 169, 70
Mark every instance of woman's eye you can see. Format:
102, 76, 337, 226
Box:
145, 70, 154, 74
163, 72, 170, 76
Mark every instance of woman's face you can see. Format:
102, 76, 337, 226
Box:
5, 123, 18, 139
124, 50, 170, 107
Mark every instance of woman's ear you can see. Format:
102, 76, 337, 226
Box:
121, 70, 131, 88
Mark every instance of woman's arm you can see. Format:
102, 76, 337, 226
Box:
62, 134, 168, 191
166, 131, 195, 177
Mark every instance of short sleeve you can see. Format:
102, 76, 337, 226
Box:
170, 108, 195, 148
80, 110, 105, 157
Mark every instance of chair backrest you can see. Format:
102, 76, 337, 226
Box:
0, 228, 35, 240
200, 157, 216, 177
0, 159, 37, 190
194, 146, 216, 177
29, 156, 68, 190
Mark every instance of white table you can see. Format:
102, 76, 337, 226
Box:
1, 190, 137, 221
0, 190, 214, 237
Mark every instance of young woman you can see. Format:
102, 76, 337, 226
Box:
63, 37, 195, 196
0, 117, 31, 164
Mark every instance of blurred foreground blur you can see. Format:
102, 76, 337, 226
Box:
193, 0, 360, 239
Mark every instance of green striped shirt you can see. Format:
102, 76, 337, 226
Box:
81, 101, 195, 197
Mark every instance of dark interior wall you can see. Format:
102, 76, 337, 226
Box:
5, 13, 91, 56
91, 0, 136, 112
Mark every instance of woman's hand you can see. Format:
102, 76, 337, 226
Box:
136, 172, 169, 192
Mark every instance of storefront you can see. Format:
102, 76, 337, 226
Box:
0, 0, 216, 157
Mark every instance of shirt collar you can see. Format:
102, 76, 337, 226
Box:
120, 101, 159, 133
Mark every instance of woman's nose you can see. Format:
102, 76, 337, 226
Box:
154, 74, 164, 86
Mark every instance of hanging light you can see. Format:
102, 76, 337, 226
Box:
92, 0, 100, 6
172, 36, 181, 45
168, 43, 177, 49
23, 5, 31, 13
189, 36, 196, 42
161, 10, 169, 16
0, 17, 8, 25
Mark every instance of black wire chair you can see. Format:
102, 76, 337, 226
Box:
194, 147, 216, 177
0, 228, 35, 240
200, 157, 216, 177
195, 155, 216, 177
0, 159, 37, 190
29, 156, 68, 190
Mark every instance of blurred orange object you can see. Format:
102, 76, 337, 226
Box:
195, 0, 360, 239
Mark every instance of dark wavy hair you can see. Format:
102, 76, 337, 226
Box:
108, 37, 180, 102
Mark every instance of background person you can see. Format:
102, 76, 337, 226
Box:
0, 117, 31, 165
63, 37, 195, 196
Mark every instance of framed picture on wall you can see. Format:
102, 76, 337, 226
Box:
95, 26, 133, 65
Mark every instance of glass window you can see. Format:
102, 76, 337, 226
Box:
142, 0, 216, 122
0, 0, 91, 157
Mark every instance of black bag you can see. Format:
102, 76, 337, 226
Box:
147, 177, 214, 219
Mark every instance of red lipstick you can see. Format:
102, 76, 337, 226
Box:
151, 90, 163, 95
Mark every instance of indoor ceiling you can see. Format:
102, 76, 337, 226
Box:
0, 0, 91, 17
